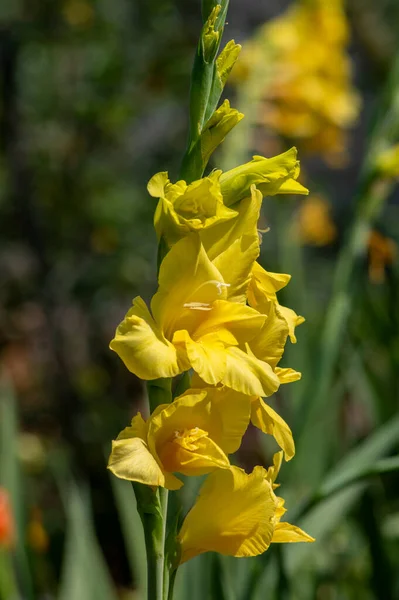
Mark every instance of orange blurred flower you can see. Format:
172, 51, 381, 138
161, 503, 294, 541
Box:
0, 489, 15, 548
27, 508, 49, 554
368, 231, 397, 284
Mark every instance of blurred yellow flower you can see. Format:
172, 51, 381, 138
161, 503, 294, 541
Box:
368, 230, 397, 284
295, 194, 337, 247
375, 143, 399, 179
235, 0, 360, 164
63, 0, 93, 27
110, 234, 281, 397
108, 389, 252, 489
178, 455, 314, 563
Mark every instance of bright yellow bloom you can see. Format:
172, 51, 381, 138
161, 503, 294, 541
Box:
178, 457, 314, 563
235, 0, 360, 164
149, 170, 237, 248
110, 234, 280, 397
219, 147, 308, 206
149, 148, 308, 250
108, 389, 252, 490
295, 195, 337, 247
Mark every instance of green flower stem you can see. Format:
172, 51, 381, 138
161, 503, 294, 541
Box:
166, 568, 178, 600
147, 378, 172, 412
133, 483, 168, 600
180, 0, 229, 183
131, 379, 172, 600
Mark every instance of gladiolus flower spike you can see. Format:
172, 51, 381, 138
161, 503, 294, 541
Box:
108, 3, 314, 598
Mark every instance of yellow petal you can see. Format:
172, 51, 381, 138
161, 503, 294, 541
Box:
193, 300, 266, 346
147, 171, 169, 197
110, 297, 181, 380
278, 305, 305, 343
264, 451, 284, 485
275, 367, 302, 383
200, 186, 262, 260
151, 235, 226, 338
251, 398, 295, 460
248, 262, 291, 307
200, 387, 252, 454
177, 330, 226, 386
175, 386, 252, 455
276, 178, 309, 195
212, 235, 260, 303
107, 437, 166, 487
223, 346, 280, 397
178, 466, 278, 563
272, 522, 315, 543
159, 431, 230, 477
117, 412, 147, 441
249, 302, 289, 369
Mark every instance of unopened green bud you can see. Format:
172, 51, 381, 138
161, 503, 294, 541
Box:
202, 5, 221, 63
220, 148, 309, 206
216, 40, 241, 88
201, 100, 244, 165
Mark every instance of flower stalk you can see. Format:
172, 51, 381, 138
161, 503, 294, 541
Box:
133, 482, 168, 600
108, 2, 314, 599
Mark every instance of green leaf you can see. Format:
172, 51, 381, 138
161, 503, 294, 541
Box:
284, 413, 399, 575
58, 482, 118, 600
109, 476, 146, 597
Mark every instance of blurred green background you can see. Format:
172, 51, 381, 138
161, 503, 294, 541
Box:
1, 0, 399, 598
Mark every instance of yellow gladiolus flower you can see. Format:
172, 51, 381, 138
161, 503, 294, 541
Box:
149, 170, 237, 248
219, 147, 308, 207
178, 459, 314, 563
110, 234, 280, 397
149, 148, 308, 250
108, 389, 251, 489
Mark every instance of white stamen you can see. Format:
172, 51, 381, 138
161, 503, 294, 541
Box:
183, 302, 212, 311
209, 280, 231, 295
